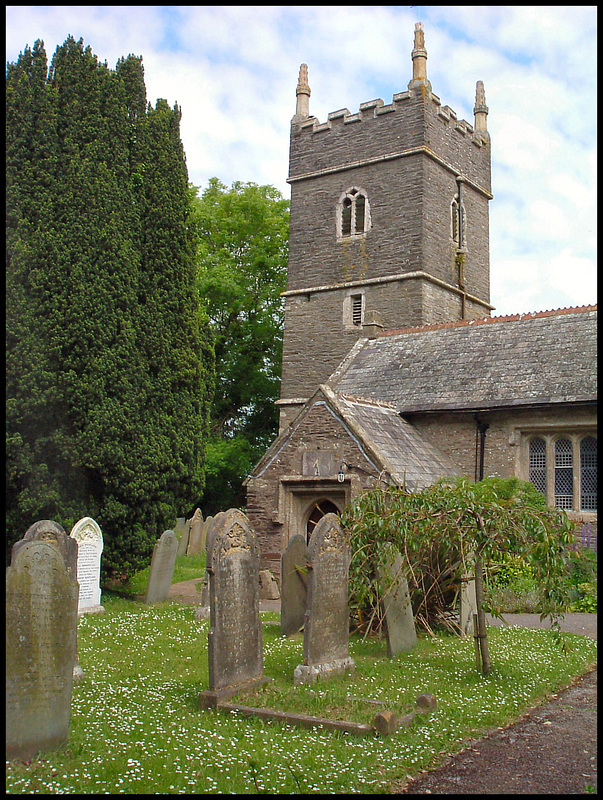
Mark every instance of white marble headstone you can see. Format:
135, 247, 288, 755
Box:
70, 517, 104, 614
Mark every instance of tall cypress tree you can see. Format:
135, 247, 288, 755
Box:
6, 37, 214, 577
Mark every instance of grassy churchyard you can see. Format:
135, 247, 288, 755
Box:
6, 553, 597, 795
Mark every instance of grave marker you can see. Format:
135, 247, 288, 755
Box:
186, 508, 204, 556
377, 544, 417, 657
145, 530, 178, 604
177, 518, 191, 558
70, 517, 104, 614
13, 520, 83, 680
199, 510, 268, 707
294, 513, 355, 685
6, 540, 78, 760
280, 534, 308, 636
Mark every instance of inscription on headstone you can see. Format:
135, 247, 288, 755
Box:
13, 520, 84, 680
199, 510, 268, 706
294, 513, 355, 685
145, 530, 179, 604
377, 544, 417, 657
6, 540, 78, 760
70, 517, 104, 614
281, 534, 308, 636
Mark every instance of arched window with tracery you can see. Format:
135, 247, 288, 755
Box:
306, 499, 340, 544
337, 188, 371, 239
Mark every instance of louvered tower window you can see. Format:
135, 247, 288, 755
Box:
528, 438, 547, 497
554, 438, 574, 510
580, 436, 597, 511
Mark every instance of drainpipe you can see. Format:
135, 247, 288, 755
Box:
473, 413, 489, 482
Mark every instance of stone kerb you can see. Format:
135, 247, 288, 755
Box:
145, 530, 178, 604
6, 540, 78, 760
376, 543, 417, 657
294, 513, 355, 685
199, 510, 268, 707
13, 520, 84, 680
281, 534, 308, 636
70, 517, 104, 615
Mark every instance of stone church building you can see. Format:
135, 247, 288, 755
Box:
244, 24, 597, 584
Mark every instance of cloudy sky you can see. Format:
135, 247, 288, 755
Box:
6, 6, 597, 316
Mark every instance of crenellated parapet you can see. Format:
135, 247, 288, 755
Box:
290, 22, 490, 192
294, 87, 488, 148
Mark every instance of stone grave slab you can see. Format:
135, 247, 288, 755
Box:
6, 540, 78, 760
186, 508, 204, 555
280, 534, 308, 636
460, 574, 477, 637
377, 544, 417, 657
13, 520, 84, 680
145, 530, 179, 604
176, 519, 191, 558
199, 510, 268, 707
294, 513, 355, 685
70, 517, 104, 614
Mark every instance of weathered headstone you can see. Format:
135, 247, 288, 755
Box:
70, 517, 104, 614
13, 520, 84, 680
280, 534, 308, 636
259, 569, 280, 600
294, 513, 355, 685
6, 540, 78, 760
199, 510, 268, 707
459, 574, 477, 637
145, 530, 179, 604
186, 508, 204, 556
176, 518, 190, 557
377, 544, 417, 657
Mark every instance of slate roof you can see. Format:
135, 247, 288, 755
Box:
329, 389, 460, 489
247, 384, 459, 489
329, 307, 597, 413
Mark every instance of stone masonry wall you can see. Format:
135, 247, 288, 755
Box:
246, 400, 380, 583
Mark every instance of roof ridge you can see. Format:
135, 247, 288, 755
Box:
377, 304, 597, 338
338, 392, 399, 412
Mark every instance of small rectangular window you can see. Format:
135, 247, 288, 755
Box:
351, 294, 363, 326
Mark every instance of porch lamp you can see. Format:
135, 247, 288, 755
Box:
337, 463, 346, 483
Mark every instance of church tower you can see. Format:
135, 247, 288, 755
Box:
278, 24, 493, 430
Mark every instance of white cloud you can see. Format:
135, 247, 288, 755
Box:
6, 5, 597, 316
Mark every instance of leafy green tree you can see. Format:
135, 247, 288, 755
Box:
191, 178, 289, 513
342, 476, 573, 674
6, 37, 214, 578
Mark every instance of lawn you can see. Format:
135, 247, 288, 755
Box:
5, 595, 597, 795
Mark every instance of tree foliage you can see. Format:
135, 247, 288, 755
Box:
6, 37, 214, 577
191, 178, 289, 513
342, 477, 573, 670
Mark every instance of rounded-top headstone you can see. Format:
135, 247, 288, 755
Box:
70, 517, 104, 612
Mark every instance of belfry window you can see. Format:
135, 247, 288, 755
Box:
338, 188, 371, 239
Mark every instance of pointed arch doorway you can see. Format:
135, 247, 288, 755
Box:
306, 499, 341, 543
